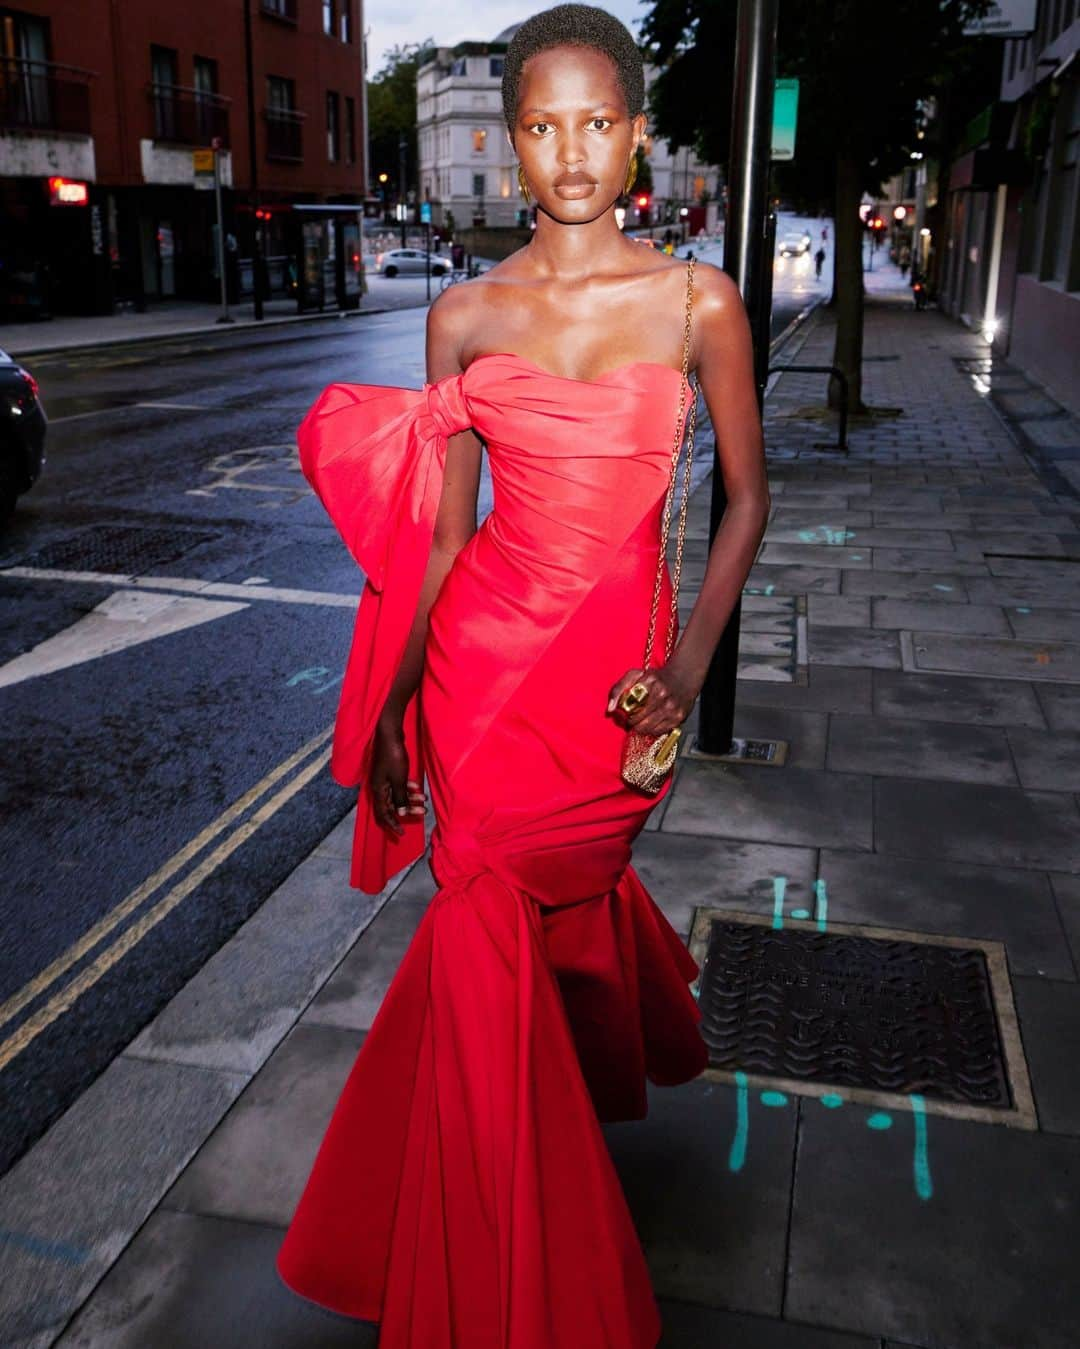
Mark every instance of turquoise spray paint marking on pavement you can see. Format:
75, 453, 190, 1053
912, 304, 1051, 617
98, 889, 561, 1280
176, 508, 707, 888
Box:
867, 1112, 893, 1130
791, 908, 811, 919
729, 1070, 750, 1172
911, 1094, 933, 1200
814, 878, 828, 932
760, 1090, 788, 1107
820, 1092, 844, 1108
933, 584, 954, 592
1016, 607, 1031, 614
772, 876, 787, 929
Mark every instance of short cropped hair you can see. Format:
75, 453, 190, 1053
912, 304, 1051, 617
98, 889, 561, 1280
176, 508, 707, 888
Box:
501, 5, 645, 134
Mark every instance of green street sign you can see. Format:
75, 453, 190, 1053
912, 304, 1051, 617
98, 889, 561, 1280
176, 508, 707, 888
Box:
772, 78, 799, 161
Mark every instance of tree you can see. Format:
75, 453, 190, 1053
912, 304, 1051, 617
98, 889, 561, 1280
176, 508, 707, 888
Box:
640, 0, 991, 411
367, 41, 432, 201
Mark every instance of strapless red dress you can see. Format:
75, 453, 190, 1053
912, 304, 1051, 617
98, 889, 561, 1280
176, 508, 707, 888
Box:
275, 353, 709, 1348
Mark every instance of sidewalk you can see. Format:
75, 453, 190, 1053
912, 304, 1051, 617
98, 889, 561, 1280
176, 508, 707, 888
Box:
2, 266, 1079, 1347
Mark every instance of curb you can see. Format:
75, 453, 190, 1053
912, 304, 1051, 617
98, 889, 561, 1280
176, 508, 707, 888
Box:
3, 305, 394, 362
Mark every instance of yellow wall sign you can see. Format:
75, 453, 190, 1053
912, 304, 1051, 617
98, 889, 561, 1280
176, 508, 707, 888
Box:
192, 149, 215, 173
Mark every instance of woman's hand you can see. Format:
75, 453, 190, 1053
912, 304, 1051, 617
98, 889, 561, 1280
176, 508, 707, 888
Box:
369, 714, 427, 837
605, 664, 700, 736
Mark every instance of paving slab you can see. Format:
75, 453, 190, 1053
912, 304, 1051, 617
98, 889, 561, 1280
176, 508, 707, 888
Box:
737, 665, 873, 714
631, 832, 817, 935
54, 1208, 374, 1347
842, 570, 971, 601
657, 1301, 878, 1348
871, 598, 1010, 635
966, 576, 1080, 608
905, 633, 1080, 684
758, 544, 872, 569
1034, 682, 1080, 731
603, 1080, 795, 1316
1005, 727, 1080, 791
808, 626, 902, 669
1007, 606, 1080, 641
786, 1103, 1080, 1348
1051, 873, 1080, 974
164, 1023, 364, 1229
1012, 977, 1080, 1135
818, 850, 1072, 979
0, 1056, 246, 1347
873, 670, 1047, 729
874, 778, 1080, 871
748, 563, 842, 594
806, 594, 871, 628
827, 713, 1015, 786
662, 763, 873, 851
870, 547, 991, 574
125, 850, 391, 1075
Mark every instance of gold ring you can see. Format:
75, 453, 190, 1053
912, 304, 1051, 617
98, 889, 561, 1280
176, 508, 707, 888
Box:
619, 681, 650, 714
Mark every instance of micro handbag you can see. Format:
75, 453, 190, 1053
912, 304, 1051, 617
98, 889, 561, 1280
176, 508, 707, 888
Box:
619, 256, 699, 795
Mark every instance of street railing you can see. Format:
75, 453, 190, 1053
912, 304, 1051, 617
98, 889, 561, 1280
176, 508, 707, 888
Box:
0, 57, 94, 137
767, 362, 850, 452
149, 84, 231, 148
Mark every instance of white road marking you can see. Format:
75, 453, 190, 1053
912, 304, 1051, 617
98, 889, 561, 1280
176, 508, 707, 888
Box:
1, 566, 359, 607
0, 589, 248, 688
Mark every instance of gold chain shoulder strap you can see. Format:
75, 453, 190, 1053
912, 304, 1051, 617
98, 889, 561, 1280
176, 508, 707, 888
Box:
641, 256, 697, 670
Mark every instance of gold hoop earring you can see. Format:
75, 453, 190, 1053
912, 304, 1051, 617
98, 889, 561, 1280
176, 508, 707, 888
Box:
517, 164, 531, 204
624, 155, 638, 195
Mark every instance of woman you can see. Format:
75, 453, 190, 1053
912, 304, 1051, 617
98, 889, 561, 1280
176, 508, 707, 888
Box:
276, 6, 769, 1345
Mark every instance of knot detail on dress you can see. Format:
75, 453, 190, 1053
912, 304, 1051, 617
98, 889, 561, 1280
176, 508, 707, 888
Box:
424, 375, 470, 440
430, 825, 490, 890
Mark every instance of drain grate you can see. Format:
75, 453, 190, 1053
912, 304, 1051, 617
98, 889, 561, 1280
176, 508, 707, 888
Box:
14, 525, 219, 575
697, 918, 1011, 1108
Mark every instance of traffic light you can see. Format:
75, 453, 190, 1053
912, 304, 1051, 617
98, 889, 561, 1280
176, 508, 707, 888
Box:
636, 193, 650, 210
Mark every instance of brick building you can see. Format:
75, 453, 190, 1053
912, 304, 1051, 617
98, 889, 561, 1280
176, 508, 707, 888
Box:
0, 0, 366, 318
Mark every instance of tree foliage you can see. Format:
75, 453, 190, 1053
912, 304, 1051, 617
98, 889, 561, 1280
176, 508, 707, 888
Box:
367, 41, 432, 195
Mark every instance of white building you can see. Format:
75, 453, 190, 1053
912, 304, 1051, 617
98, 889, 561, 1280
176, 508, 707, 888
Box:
416, 24, 720, 230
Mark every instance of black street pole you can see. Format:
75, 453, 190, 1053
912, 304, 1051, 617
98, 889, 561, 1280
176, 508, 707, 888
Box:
697, 0, 778, 756
399, 134, 407, 249
242, 0, 263, 321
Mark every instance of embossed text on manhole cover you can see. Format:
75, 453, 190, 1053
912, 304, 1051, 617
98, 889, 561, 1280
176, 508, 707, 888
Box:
14, 525, 219, 575
696, 917, 1011, 1109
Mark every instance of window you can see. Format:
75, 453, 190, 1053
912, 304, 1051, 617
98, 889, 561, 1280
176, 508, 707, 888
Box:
451, 57, 467, 76
267, 75, 295, 115
322, 0, 335, 36
193, 56, 218, 140
472, 172, 485, 198
260, 0, 297, 17
150, 45, 179, 140
472, 128, 487, 154
0, 10, 54, 129
339, 0, 352, 42
326, 90, 340, 162
489, 57, 504, 77
266, 75, 301, 160
344, 94, 356, 164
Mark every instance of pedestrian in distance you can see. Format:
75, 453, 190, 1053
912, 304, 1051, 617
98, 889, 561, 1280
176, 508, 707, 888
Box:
815, 245, 826, 278
276, 6, 769, 1345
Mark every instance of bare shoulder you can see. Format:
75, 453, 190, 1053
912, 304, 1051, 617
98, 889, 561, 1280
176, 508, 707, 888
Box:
691, 261, 745, 323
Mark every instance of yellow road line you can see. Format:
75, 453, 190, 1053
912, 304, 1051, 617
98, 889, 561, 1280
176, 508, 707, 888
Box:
0, 741, 333, 1072
0, 725, 334, 1035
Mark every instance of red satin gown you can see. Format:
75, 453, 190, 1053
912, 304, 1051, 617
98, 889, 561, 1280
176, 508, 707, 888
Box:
275, 351, 709, 1347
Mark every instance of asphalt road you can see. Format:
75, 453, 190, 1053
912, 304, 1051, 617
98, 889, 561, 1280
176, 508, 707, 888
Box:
0, 245, 827, 1175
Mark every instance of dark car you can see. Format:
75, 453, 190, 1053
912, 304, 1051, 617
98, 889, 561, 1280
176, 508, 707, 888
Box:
0, 349, 47, 518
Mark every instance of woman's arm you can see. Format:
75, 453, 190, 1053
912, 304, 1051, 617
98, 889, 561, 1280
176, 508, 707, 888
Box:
608, 263, 770, 735
371, 289, 484, 835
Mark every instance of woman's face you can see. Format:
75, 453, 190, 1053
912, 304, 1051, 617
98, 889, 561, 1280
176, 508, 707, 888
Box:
511, 45, 646, 224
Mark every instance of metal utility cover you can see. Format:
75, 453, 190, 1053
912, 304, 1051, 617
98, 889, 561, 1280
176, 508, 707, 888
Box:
15, 526, 219, 575
689, 910, 1036, 1128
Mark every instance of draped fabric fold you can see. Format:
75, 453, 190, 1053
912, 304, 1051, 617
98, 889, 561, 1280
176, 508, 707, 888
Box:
297, 379, 466, 891
280, 353, 709, 1347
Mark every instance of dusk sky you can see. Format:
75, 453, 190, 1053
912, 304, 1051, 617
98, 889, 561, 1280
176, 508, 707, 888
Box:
363, 0, 649, 75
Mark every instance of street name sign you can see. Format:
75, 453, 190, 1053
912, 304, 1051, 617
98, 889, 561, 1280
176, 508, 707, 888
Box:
963, 1, 1037, 36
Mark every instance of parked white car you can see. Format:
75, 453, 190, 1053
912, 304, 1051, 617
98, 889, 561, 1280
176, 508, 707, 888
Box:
373, 248, 451, 278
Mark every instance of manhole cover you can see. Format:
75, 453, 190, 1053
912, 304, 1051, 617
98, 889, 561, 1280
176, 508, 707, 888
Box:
14, 526, 219, 574
697, 917, 1011, 1108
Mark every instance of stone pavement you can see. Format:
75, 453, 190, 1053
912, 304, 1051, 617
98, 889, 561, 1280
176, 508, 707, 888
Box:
2, 265, 1079, 1347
